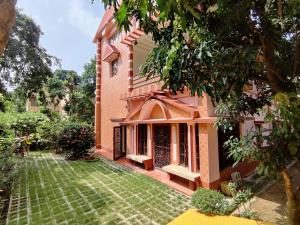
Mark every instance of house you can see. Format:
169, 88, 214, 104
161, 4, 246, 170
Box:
26, 92, 67, 117
93, 8, 269, 190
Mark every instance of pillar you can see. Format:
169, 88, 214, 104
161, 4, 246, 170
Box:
95, 38, 102, 148
191, 123, 197, 172
187, 123, 193, 172
198, 93, 215, 117
128, 45, 133, 92
147, 124, 152, 158
199, 123, 220, 189
133, 124, 137, 155
126, 126, 132, 155
171, 124, 179, 164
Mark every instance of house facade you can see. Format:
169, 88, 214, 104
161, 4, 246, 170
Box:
26, 93, 67, 117
94, 8, 267, 190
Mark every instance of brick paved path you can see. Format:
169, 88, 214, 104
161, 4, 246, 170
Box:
6, 152, 190, 225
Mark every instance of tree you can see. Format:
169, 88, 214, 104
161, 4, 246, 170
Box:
101, 0, 300, 224
64, 90, 94, 124
0, 10, 58, 95
80, 57, 96, 99
37, 69, 79, 116
44, 69, 94, 123
0, 0, 17, 56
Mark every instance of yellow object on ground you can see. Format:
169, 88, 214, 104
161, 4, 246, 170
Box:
167, 209, 275, 225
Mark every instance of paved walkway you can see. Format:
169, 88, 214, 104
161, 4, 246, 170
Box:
250, 178, 288, 225
95, 149, 194, 196
6, 152, 191, 225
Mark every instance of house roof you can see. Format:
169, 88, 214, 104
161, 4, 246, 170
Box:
93, 7, 114, 43
125, 93, 200, 122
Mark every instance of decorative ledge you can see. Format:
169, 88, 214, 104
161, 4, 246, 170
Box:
103, 44, 120, 62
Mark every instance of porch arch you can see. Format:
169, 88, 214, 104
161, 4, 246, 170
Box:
139, 99, 170, 120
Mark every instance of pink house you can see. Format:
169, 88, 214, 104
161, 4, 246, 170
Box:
93, 8, 263, 190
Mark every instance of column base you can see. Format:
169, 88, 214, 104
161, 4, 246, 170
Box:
201, 179, 220, 190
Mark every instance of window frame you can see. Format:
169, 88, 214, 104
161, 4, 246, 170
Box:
111, 59, 118, 77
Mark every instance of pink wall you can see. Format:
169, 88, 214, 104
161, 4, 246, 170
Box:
100, 33, 129, 151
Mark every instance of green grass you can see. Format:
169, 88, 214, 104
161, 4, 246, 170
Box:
6, 152, 191, 225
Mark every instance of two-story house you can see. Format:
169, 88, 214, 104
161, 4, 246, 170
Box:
93, 8, 267, 190
26, 92, 67, 117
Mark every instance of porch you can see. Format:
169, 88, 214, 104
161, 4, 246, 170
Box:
123, 122, 202, 190
109, 93, 256, 191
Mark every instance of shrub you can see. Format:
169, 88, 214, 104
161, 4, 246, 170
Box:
37, 119, 68, 151
191, 188, 231, 215
240, 209, 257, 219
0, 137, 20, 191
233, 189, 253, 207
10, 112, 48, 136
57, 122, 94, 159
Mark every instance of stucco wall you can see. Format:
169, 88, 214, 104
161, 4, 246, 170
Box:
100, 35, 129, 151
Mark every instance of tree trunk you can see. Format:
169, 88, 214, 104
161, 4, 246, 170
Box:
282, 168, 300, 225
0, 0, 17, 56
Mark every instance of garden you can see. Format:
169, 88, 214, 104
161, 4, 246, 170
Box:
5, 151, 191, 225
0, 108, 192, 225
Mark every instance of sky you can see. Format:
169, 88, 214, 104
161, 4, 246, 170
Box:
17, 0, 105, 75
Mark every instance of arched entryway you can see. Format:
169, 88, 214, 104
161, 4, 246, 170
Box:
139, 99, 171, 168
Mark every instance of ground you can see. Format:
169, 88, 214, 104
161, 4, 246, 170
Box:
5, 152, 191, 225
251, 178, 288, 225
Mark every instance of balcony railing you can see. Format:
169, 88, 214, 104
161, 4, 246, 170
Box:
132, 72, 161, 90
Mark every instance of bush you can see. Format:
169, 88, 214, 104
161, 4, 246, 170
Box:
191, 188, 231, 215
10, 112, 48, 136
57, 122, 94, 159
240, 209, 257, 219
37, 119, 69, 151
0, 137, 19, 191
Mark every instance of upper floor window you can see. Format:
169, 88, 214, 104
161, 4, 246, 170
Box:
111, 59, 118, 77
109, 32, 120, 45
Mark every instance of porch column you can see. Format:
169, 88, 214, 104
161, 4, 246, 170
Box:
171, 124, 179, 164
95, 38, 102, 148
147, 124, 152, 158
191, 123, 197, 172
126, 126, 132, 155
187, 123, 193, 172
199, 123, 220, 189
133, 124, 137, 155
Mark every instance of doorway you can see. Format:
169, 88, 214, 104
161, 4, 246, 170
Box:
153, 124, 171, 168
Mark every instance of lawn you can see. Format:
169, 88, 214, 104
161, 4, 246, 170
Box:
5, 152, 191, 225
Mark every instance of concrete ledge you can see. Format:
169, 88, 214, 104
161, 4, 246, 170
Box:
162, 165, 200, 182
126, 154, 153, 170
126, 154, 151, 163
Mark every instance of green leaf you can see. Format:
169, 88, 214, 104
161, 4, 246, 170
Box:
288, 141, 298, 156
183, 3, 200, 19
117, 3, 128, 23
140, 0, 148, 17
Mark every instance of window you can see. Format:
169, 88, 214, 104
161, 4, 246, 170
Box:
218, 124, 240, 170
138, 124, 147, 155
111, 59, 118, 76
255, 123, 263, 147
30, 96, 38, 107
